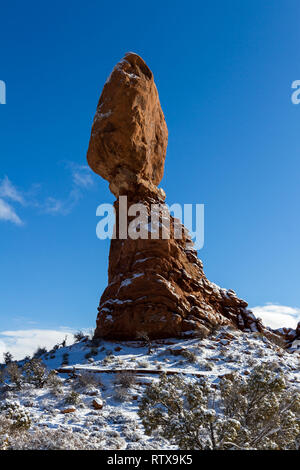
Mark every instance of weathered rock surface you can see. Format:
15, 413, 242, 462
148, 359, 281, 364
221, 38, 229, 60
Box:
61, 407, 76, 414
92, 398, 103, 410
94, 195, 273, 340
274, 323, 300, 350
87, 53, 298, 348
87, 52, 168, 198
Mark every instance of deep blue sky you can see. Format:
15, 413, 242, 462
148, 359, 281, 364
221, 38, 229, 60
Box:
0, 0, 300, 332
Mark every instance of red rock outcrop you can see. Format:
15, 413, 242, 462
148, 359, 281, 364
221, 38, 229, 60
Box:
274, 323, 300, 350
87, 53, 299, 348
87, 52, 167, 200
95, 195, 268, 340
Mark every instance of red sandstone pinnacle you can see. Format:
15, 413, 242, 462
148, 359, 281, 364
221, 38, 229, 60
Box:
87, 53, 299, 347
94, 196, 260, 339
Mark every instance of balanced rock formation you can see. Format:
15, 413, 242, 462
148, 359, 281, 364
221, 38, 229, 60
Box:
87, 53, 300, 347
87, 53, 167, 200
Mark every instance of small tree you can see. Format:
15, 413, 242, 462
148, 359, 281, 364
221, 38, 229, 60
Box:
6, 363, 23, 390
33, 347, 47, 358
139, 373, 214, 449
219, 363, 300, 449
0, 400, 31, 432
3, 352, 13, 365
138, 364, 300, 450
137, 330, 153, 354
74, 331, 86, 342
22, 359, 49, 388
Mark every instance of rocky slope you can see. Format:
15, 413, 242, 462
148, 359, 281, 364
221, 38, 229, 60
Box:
0, 327, 299, 449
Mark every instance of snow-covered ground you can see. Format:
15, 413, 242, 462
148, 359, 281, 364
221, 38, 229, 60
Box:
2, 326, 299, 450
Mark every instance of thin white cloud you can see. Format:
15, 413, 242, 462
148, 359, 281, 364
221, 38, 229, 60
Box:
251, 303, 300, 330
43, 188, 81, 215
0, 163, 95, 223
0, 176, 25, 225
41, 163, 94, 215
0, 198, 23, 225
0, 328, 77, 361
0, 175, 25, 205
43, 197, 66, 215
71, 164, 94, 188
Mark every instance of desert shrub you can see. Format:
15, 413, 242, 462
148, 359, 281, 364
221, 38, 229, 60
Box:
90, 347, 98, 357
0, 415, 12, 448
138, 364, 300, 450
74, 331, 86, 342
102, 354, 115, 365
22, 358, 49, 388
247, 357, 258, 367
46, 371, 63, 396
269, 333, 287, 349
192, 328, 209, 340
49, 344, 60, 354
252, 332, 264, 340
114, 357, 125, 367
114, 371, 136, 389
61, 353, 69, 365
208, 324, 222, 337
121, 423, 143, 442
64, 390, 81, 406
0, 368, 5, 384
198, 360, 213, 371
84, 347, 98, 360
5, 363, 23, 390
225, 352, 240, 363
1, 427, 106, 450
136, 330, 153, 354
114, 386, 131, 402
76, 371, 101, 389
0, 400, 31, 432
33, 347, 47, 358
3, 352, 13, 365
181, 349, 197, 363
137, 360, 150, 368
256, 347, 265, 358
106, 407, 131, 424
